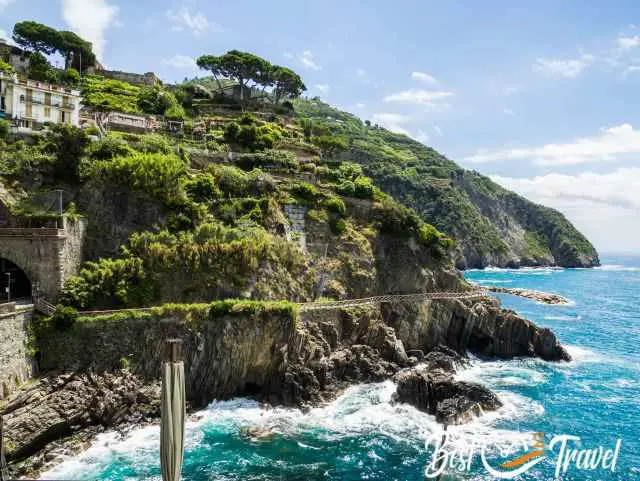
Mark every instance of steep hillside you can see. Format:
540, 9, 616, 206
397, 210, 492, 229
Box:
294, 99, 599, 269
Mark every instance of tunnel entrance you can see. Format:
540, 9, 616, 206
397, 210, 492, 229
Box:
0, 258, 32, 302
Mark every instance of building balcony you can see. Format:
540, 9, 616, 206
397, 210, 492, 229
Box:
18, 96, 75, 110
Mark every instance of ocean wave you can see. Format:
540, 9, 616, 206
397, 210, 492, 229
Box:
467, 266, 564, 275
543, 314, 582, 321
475, 279, 514, 284
42, 379, 544, 480
594, 264, 640, 272
456, 358, 547, 388
563, 345, 604, 363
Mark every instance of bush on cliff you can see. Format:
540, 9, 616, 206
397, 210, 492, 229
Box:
87, 152, 187, 204
51, 305, 78, 330
60, 225, 313, 309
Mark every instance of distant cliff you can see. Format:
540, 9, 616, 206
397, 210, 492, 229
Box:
294, 99, 600, 269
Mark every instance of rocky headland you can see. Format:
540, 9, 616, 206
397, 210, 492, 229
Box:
485, 286, 571, 305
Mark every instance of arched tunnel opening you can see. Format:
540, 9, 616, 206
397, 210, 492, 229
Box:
0, 258, 32, 302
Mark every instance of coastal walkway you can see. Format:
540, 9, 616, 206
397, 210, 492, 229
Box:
298, 290, 488, 312
35, 290, 489, 317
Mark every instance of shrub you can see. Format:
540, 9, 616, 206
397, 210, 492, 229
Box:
353, 176, 374, 199
417, 223, 441, 247
165, 104, 186, 121
89, 135, 133, 160
88, 152, 187, 204
326, 197, 346, 217
135, 134, 173, 154
0, 119, 9, 139
44, 124, 90, 183
312, 135, 348, 157
51, 305, 78, 330
60, 68, 80, 86
235, 150, 299, 171
184, 173, 220, 202
338, 162, 362, 181
292, 182, 319, 202
0, 59, 13, 74
330, 217, 346, 235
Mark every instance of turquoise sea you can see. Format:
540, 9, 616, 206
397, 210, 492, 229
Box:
43, 256, 640, 480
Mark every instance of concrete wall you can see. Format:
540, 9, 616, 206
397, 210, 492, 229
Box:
0, 306, 34, 400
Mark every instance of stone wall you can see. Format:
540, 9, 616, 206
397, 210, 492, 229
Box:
0, 306, 34, 400
0, 217, 86, 300
98, 70, 160, 87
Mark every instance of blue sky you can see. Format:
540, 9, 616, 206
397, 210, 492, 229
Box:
1, 0, 639, 254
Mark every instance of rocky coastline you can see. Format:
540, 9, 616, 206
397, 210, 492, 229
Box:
485, 286, 571, 305
2, 296, 571, 478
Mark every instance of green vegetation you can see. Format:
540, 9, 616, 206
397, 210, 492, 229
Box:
196, 50, 306, 109
87, 152, 186, 204
293, 98, 597, 267
60, 225, 310, 309
12, 20, 96, 70
0, 59, 13, 73
223, 113, 287, 151
82, 76, 141, 113
51, 305, 78, 330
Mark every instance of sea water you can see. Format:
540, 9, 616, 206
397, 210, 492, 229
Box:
41, 256, 640, 480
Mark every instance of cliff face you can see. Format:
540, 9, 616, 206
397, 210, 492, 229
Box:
294, 99, 600, 269
5, 296, 569, 473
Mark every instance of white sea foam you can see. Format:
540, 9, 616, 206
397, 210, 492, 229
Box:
543, 314, 582, 321
563, 345, 603, 363
475, 279, 514, 284
42, 376, 545, 480
456, 358, 547, 388
594, 264, 640, 272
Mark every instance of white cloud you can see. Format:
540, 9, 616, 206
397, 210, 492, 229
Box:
503, 85, 519, 96
314, 83, 330, 94
617, 35, 640, 51
356, 102, 365, 108
0, 28, 12, 43
356, 68, 367, 77
624, 65, 640, 75
384, 89, 454, 107
491, 168, 640, 252
535, 53, 594, 78
372, 113, 412, 136
299, 50, 321, 70
411, 71, 437, 84
0, 0, 15, 13
465, 123, 640, 166
162, 54, 197, 70
503, 108, 515, 116
415, 129, 429, 144
166, 7, 217, 36
62, 0, 119, 61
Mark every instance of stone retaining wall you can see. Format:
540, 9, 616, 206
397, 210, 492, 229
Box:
0, 307, 35, 400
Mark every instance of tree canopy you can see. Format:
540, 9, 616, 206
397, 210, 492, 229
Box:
12, 21, 96, 70
196, 50, 306, 108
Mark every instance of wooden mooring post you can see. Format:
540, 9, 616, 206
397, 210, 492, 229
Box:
0, 415, 8, 481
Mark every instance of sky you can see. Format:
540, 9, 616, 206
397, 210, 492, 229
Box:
1, 0, 639, 254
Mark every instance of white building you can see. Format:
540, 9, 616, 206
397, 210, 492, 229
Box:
0, 71, 81, 128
